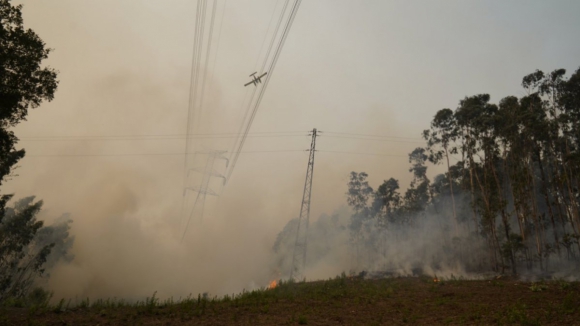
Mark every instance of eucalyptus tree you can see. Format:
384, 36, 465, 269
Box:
553, 68, 580, 256
373, 178, 401, 225
346, 171, 374, 269
455, 94, 506, 271
542, 69, 580, 236
518, 69, 580, 262
560, 68, 580, 221
424, 108, 460, 234
495, 94, 547, 272
520, 71, 573, 260
520, 91, 560, 264
346, 171, 374, 214
329, 65, 580, 274
560, 68, 580, 159
403, 148, 431, 223
538, 69, 580, 234
454, 96, 485, 237
368, 178, 401, 262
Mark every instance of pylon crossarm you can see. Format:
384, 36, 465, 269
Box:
184, 186, 218, 196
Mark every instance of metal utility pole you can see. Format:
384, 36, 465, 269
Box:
290, 128, 318, 280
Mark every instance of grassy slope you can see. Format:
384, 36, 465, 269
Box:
1, 275, 579, 325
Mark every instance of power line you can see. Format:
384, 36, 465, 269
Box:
184, 0, 208, 187
317, 150, 407, 157
321, 135, 424, 144
228, 83, 258, 159
18, 131, 427, 149
225, 0, 284, 159
227, 0, 290, 176
228, 0, 294, 175
19, 130, 308, 138
322, 131, 422, 140
23, 131, 307, 137
191, 0, 208, 135
24, 149, 411, 158
17, 131, 426, 144
25, 149, 308, 158
181, 149, 227, 242
198, 0, 219, 114
19, 133, 309, 142
258, 0, 289, 74
253, 0, 284, 70
227, 0, 303, 182
207, 0, 228, 99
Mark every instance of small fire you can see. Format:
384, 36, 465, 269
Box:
268, 280, 277, 289
433, 278, 440, 283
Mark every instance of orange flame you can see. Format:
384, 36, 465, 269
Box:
268, 280, 277, 289
433, 278, 440, 283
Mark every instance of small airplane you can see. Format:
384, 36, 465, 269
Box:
244, 72, 267, 87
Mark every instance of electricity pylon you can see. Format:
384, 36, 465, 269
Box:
181, 149, 228, 242
290, 128, 318, 280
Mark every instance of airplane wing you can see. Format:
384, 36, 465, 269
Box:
258, 72, 267, 79
244, 81, 254, 87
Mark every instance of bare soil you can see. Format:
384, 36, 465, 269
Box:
1, 276, 579, 325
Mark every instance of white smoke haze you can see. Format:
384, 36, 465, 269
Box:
274, 196, 580, 285
3, 0, 580, 302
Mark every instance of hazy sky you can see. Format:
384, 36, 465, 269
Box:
6, 0, 580, 298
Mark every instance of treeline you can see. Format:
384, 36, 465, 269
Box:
347, 67, 580, 275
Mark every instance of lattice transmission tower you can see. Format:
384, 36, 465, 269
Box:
289, 128, 318, 280
181, 149, 228, 242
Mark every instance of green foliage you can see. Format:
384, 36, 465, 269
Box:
0, 199, 71, 304
27, 287, 52, 307
0, 0, 58, 187
1, 286, 52, 308
346, 171, 373, 213
338, 65, 580, 275
557, 279, 572, 291
503, 303, 540, 326
560, 292, 578, 314
0, 197, 50, 301
529, 283, 548, 292
0, 0, 61, 305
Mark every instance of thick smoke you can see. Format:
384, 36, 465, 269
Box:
273, 173, 580, 282
7, 0, 580, 303
273, 202, 488, 281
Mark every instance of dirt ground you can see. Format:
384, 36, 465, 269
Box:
1, 276, 579, 325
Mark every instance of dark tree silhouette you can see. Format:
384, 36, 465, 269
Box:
0, 0, 59, 302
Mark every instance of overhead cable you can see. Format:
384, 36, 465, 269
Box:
227, 0, 303, 182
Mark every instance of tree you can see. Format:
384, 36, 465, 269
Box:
0, 0, 59, 301
323, 66, 580, 276
0, 0, 58, 186
403, 148, 431, 220
0, 197, 50, 300
346, 171, 373, 269
346, 171, 373, 213
424, 108, 460, 233
373, 178, 401, 224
